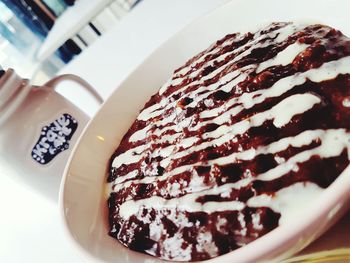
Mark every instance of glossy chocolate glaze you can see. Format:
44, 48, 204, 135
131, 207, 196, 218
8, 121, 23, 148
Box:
107, 22, 350, 261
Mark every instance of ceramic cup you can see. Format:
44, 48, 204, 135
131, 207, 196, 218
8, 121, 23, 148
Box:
0, 69, 102, 201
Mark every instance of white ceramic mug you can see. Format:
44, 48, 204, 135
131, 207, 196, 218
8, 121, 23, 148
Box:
0, 69, 102, 202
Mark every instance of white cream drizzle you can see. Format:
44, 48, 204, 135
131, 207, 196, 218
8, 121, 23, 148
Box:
128, 55, 350, 158
342, 98, 350, 107
109, 23, 350, 231
113, 56, 349, 170
247, 182, 324, 224
256, 42, 310, 73
269, 93, 320, 128
203, 93, 321, 140
171, 35, 240, 81
119, 179, 250, 219
112, 129, 350, 194
112, 143, 148, 169
119, 180, 325, 225
142, 23, 304, 120
129, 126, 149, 142
257, 129, 350, 181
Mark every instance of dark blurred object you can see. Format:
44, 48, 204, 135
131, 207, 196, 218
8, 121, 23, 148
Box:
63, 0, 76, 6
42, 0, 68, 17
132, 0, 141, 8
2, 0, 53, 38
2, 0, 80, 62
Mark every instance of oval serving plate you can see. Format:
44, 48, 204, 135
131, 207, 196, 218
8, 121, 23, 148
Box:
59, 0, 350, 262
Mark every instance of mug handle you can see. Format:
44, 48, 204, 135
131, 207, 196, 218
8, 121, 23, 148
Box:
43, 74, 104, 105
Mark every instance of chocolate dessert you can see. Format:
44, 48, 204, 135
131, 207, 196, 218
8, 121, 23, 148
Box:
106, 22, 350, 261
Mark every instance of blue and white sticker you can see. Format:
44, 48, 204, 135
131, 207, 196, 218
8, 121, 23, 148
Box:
31, 113, 78, 165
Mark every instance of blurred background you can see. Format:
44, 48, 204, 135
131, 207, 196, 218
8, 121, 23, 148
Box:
0, 0, 141, 81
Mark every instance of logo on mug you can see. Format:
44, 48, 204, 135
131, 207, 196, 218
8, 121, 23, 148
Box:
31, 114, 78, 165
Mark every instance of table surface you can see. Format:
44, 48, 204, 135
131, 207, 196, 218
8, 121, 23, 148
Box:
1, 0, 349, 262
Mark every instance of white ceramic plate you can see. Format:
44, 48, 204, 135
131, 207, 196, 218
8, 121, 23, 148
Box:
59, 0, 350, 262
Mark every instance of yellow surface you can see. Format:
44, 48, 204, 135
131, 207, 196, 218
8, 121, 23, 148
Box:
283, 248, 350, 263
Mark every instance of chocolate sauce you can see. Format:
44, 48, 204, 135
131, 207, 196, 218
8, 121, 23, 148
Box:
107, 22, 350, 261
